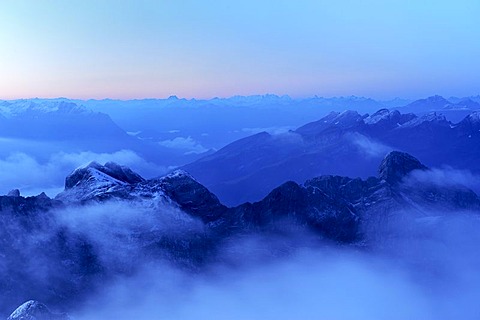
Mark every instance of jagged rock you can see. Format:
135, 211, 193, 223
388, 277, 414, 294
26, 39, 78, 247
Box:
152, 170, 227, 222
378, 151, 427, 185
364, 109, 416, 131
7, 300, 69, 320
457, 111, 480, 134
53, 153, 480, 242
0, 194, 59, 215
57, 161, 146, 203
65, 161, 144, 190
35, 192, 49, 200
7, 189, 20, 197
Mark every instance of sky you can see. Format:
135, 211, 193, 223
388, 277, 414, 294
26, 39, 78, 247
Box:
0, 0, 479, 100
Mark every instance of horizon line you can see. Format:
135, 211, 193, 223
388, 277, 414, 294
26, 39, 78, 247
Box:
1, 93, 479, 102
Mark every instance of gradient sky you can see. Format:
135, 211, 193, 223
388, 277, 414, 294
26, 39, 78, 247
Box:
0, 0, 479, 99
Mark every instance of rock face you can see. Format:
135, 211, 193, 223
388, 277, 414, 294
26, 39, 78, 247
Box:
154, 170, 226, 222
7, 300, 69, 320
56, 163, 226, 223
64, 161, 144, 190
55, 155, 480, 242
378, 151, 428, 185
57, 161, 145, 203
6, 189, 20, 197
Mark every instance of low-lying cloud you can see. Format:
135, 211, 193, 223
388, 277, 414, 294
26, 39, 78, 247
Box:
158, 136, 209, 155
241, 126, 295, 135
407, 166, 480, 194
3, 196, 480, 319
68, 209, 480, 320
348, 133, 392, 158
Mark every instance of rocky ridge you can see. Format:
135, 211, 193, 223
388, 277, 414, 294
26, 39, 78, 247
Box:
3, 151, 480, 318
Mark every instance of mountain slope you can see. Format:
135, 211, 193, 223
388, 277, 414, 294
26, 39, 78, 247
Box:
7, 300, 69, 320
56, 153, 480, 240
0, 100, 209, 174
396, 95, 480, 122
183, 109, 480, 205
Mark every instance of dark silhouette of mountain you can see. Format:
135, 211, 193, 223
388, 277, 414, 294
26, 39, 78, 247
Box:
55, 153, 480, 242
183, 109, 480, 205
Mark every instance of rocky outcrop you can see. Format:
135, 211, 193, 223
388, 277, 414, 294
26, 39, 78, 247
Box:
53, 153, 480, 242
378, 151, 427, 185
6, 189, 20, 197
7, 300, 69, 320
64, 161, 144, 190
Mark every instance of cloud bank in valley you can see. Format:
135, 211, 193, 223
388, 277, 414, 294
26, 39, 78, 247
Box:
158, 136, 209, 155
68, 207, 480, 320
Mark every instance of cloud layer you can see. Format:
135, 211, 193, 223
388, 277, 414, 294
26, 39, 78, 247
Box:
70, 209, 480, 320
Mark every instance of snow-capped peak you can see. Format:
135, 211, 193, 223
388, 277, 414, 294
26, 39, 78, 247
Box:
364, 108, 394, 124
64, 161, 144, 190
0, 100, 89, 118
162, 169, 195, 181
401, 112, 448, 128
7, 300, 70, 320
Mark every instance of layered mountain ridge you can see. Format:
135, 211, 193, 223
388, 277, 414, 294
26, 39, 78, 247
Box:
183, 108, 480, 205
53, 151, 480, 238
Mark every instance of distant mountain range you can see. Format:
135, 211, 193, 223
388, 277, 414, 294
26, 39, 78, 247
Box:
2, 151, 479, 318
0, 100, 128, 141
75, 94, 480, 150
3, 95, 479, 154
1, 94, 479, 198
395, 95, 480, 122
2, 94, 479, 154
183, 108, 480, 205
0, 99, 208, 172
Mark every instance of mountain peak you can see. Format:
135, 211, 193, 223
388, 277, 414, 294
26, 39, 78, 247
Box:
7, 300, 70, 320
401, 112, 448, 128
426, 95, 448, 102
364, 108, 416, 128
153, 169, 226, 222
7, 189, 20, 197
455, 98, 480, 109
457, 111, 480, 133
161, 169, 196, 181
365, 108, 395, 124
64, 161, 144, 190
296, 110, 364, 136
401, 95, 451, 113
466, 111, 480, 123
378, 151, 427, 184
